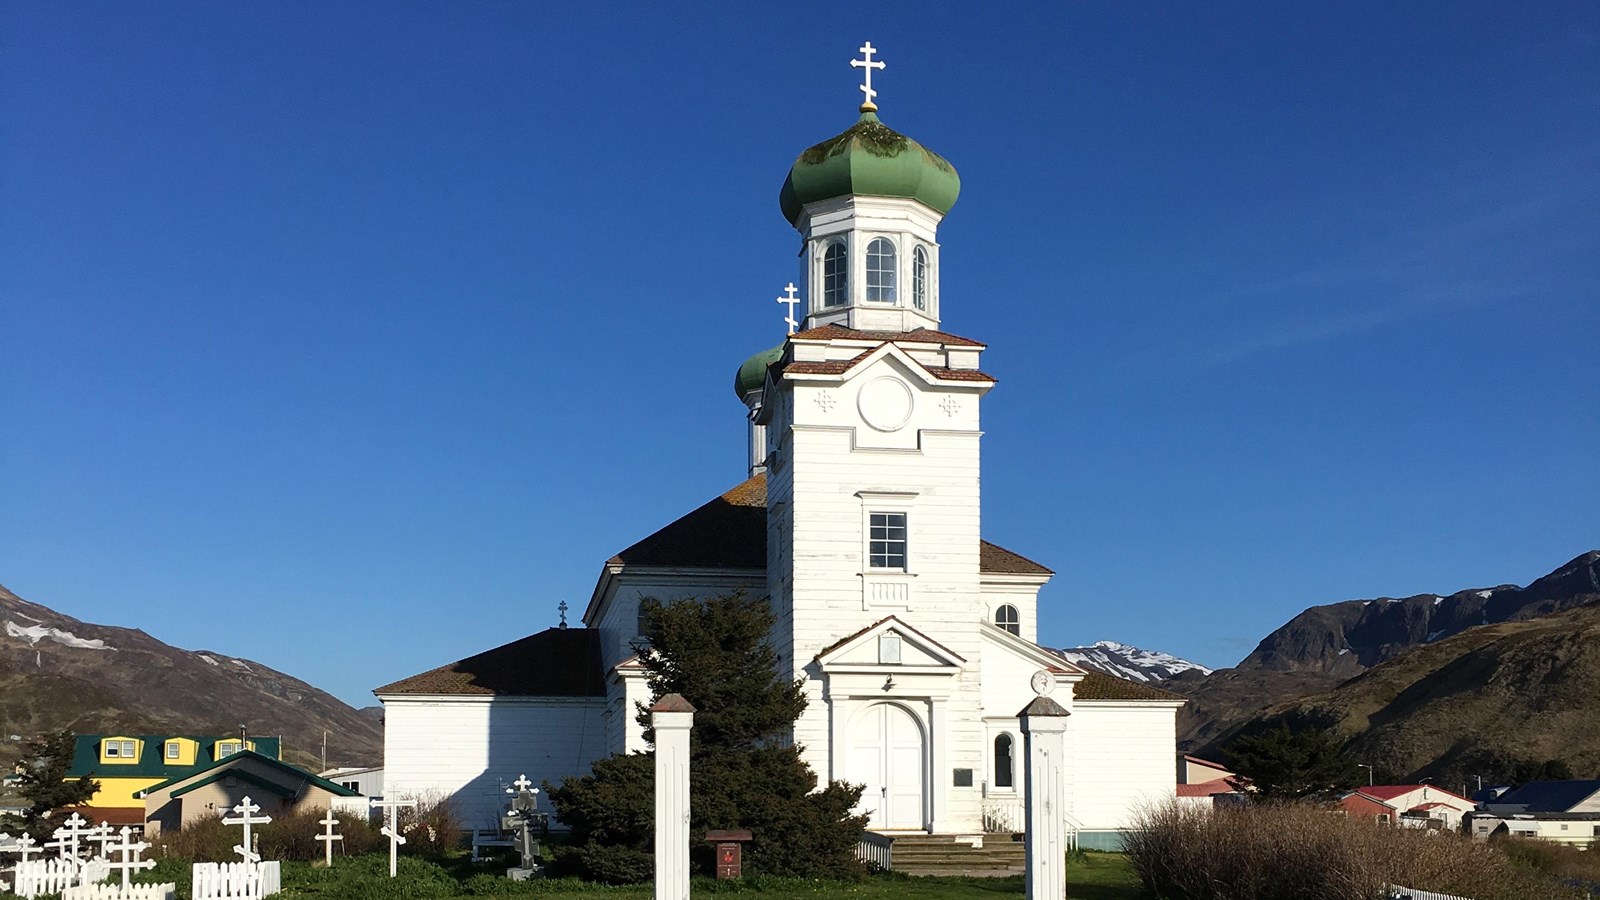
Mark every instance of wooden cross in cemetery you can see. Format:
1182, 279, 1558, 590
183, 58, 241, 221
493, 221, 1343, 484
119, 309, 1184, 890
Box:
370, 796, 416, 878
4, 832, 40, 863
106, 826, 155, 889
222, 795, 272, 864
316, 810, 344, 867
87, 821, 118, 862
45, 812, 91, 862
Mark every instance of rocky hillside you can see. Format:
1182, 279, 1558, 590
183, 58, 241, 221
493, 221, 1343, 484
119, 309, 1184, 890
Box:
1169, 551, 1600, 750
1204, 601, 1600, 784
1055, 640, 1211, 683
1239, 551, 1600, 678
0, 583, 382, 774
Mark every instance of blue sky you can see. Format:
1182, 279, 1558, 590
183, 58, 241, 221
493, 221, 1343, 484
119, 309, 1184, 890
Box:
3, 2, 1596, 709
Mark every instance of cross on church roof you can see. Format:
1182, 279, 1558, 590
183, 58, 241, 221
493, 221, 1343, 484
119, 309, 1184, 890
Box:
777, 283, 801, 335
558, 600, 569, 629
851, 42, 885, 111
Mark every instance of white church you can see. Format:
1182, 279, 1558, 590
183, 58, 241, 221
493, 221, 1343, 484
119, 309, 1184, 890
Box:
378, 46, 1183, 852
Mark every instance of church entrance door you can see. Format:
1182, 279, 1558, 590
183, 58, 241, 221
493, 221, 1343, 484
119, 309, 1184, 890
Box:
847, 702, 926, 831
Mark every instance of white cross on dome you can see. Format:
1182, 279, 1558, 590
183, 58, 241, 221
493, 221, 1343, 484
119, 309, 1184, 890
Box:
851, 42, 885, 111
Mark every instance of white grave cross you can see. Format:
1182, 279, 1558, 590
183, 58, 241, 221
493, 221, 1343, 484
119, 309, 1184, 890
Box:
87, 821, 118, 862
107, 826, 155, 889
776, 283, 801, 335
511, 774, 534, 793
47, 812, 91, 862
370, 796, 416, 878
221, 795, 272, 864
851, 41, 886, 110
7, 832, 40, 863
316, 811, 343, 867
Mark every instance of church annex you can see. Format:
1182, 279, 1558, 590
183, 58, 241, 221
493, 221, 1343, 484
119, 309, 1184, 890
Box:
377, 45, 1183, 849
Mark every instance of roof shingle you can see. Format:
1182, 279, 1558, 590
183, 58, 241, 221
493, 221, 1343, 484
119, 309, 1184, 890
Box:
374, 628, 605, 697
1072, 669, 1185, 702
604, 474, 1050, 577
790, 324, 986, 347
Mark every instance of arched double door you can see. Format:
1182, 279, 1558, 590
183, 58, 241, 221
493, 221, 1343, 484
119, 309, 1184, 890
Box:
845, 702, 927, 830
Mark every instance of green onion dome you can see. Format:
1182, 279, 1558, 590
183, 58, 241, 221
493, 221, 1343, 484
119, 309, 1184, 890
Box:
734, 343, 784, 400
779, 110, 960, 227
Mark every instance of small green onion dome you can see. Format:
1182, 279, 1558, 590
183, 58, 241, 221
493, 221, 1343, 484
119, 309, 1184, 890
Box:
779, 110, 960, 227
734, 343, 785, 400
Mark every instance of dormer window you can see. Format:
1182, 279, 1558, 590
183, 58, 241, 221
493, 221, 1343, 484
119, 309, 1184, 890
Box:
866, 238, 897, 303
104, 739, 135, 759
912, 245, 929, 311
823, 241, 848, 307
166, 741, 180, 760
995, 604, 1020, 636
218, 741, 242, 757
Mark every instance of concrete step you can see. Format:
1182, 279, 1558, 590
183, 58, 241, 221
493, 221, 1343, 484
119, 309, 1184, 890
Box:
876, 833, 1027, 878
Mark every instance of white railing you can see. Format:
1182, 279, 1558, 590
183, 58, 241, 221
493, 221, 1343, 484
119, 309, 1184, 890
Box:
13, 859, 110, 897
63, 884, 177, 900
854, 833, 893, 871
981, 796, 1025, 833
1386, 885, 1474, 900
192, 861, 281, 899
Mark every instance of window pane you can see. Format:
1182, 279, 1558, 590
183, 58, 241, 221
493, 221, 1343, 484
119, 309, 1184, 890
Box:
823, 242, 847, 307
913, 246, 928, 311
121, 741, 135, 757
995, 734, 1014, 788
869, 512, 907, 569
866, 238, 897, 303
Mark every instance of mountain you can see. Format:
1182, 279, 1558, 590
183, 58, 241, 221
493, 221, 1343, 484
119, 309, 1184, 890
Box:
1204, 600, 1600, 784
1238, 551, 1600, 679
0, 583, 382, 774
1169, 551, 1600, 751
1055, 640, 1212, 683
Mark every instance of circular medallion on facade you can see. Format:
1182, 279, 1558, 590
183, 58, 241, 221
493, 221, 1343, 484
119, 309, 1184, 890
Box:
1030, 669, 1055, 696
857, 377, 915, 432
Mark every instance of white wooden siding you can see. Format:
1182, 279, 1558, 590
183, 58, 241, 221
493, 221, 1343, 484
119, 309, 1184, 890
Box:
381, 696, 605, 829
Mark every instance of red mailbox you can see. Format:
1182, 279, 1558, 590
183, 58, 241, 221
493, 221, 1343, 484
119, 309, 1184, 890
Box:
705, 829, 753, 879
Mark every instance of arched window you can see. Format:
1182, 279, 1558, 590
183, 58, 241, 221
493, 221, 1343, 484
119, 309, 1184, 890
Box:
823, 241, 848, 307
912, 245, 929, 311
995, 604, 1020, 636
866, 238, 897, 303
994, 733, 1014, 788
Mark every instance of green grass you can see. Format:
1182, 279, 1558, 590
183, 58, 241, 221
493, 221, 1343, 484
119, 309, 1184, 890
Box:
50, 850, 1147, 900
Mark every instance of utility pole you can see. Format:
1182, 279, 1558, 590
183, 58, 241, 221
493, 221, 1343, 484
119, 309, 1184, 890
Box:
322, 731, 328, 772
1358, 763, 1373, 787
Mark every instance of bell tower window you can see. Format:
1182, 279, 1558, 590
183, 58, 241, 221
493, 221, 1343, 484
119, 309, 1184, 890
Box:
912, 245, 929, 311
995, 604, 1020, 635
866, 238, 897, 304
823, 241, 848, 308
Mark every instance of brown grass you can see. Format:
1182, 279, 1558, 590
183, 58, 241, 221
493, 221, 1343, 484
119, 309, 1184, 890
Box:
1123, 802, 1584, 900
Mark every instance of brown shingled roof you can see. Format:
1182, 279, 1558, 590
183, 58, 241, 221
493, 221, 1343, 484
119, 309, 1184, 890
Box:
979, 541, 1054, 576
606, 474, 1050, 577
777, 349, 995, 384
374, 628, 604, 697
790, 324, 985, 347
608, 475, 767, 569
1072, 669, 1185, 702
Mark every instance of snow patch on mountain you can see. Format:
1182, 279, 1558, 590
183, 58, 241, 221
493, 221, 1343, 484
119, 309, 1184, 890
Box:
1054, 640, 1212, 683
5, 620, 114, 650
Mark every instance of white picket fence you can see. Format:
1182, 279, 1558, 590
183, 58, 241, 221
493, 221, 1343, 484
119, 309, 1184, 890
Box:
1386, 885, 1474, 900
62, 884, 177, 900
13, 859, 111, 897
191, 860, 281, 899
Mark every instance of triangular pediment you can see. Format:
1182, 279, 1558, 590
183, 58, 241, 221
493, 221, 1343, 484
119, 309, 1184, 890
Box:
815, 616, 965, 671
980, 621, 1087, 679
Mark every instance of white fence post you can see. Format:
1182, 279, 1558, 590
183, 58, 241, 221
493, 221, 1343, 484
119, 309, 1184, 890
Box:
1020, 693, 1071, 900
652, 693, 696, 900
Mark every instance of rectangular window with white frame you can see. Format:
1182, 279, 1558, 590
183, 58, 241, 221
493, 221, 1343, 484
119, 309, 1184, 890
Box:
868, 512, 907, 570
166, 742, 180, 759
